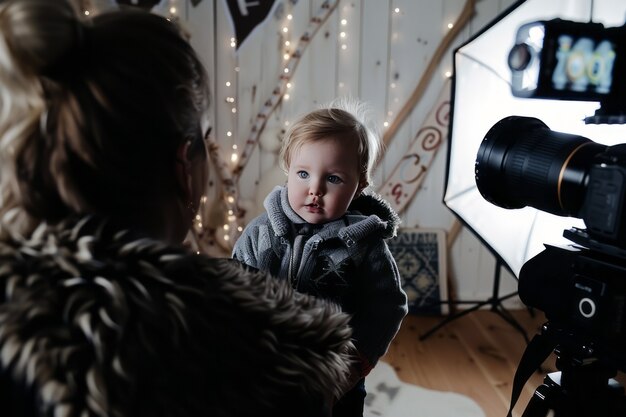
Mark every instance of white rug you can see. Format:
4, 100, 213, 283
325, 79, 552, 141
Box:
364, 362, 486, 417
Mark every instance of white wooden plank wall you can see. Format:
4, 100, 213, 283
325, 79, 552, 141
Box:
183, 0, 522, 307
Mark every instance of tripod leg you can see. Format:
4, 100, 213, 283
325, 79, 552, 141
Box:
419, 298, 490, 340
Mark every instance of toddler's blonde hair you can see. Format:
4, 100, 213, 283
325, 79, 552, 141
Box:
279, 97, 382, 188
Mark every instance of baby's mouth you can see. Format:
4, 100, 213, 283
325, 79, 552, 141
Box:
306, 198, 322, 210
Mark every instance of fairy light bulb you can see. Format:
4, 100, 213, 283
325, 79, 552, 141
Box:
227, 131, 232, 137
227, 196, 235, 203
394, 7, 400, 13
226, 81, 231, 87
341, 19, 347, 25
445, 70, 452, 78
84, 10, 90, 15
383, 121, 389, 127
448, 23, 454, 29
231, 145, 238, 162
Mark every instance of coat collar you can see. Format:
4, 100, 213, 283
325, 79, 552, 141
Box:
263, 186, 400, 240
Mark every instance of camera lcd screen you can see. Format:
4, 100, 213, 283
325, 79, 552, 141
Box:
549, 34, 616, 96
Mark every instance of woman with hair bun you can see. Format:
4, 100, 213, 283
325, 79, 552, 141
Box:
0, 1, 353, 416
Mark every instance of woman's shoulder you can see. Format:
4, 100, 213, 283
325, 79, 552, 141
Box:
0, 216, 354, 416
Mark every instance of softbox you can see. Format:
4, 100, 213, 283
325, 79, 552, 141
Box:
444, 0, 626, 277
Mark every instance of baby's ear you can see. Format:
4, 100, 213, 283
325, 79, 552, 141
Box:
355, 179, 369, 199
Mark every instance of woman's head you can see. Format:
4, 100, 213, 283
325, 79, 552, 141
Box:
0, 0, 210, 241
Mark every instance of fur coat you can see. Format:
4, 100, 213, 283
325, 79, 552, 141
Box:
0, 216, 353, 417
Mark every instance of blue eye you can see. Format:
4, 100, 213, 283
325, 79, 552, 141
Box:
327, 175, 343, 184
297, 171, 309, 179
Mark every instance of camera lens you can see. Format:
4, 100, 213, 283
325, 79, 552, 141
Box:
475, 116, 607, 217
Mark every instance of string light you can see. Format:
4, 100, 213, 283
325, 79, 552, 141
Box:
394, 7, 400, 13
448, 22, 454, 29
84, 10, 90, 15
445, 70, 452, 78
341, 19, 347, 25
225, 81, 231, 87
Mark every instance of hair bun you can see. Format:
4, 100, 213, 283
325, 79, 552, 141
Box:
0, 0, 84, 78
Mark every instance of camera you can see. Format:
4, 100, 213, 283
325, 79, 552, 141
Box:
508, 18, 626, 124
477, 115, 626, 416
474, 16, 626, 417
476, 115, 626, 350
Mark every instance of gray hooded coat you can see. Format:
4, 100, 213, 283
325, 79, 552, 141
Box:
233, 186, 408, 369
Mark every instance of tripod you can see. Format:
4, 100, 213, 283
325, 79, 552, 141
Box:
419, 258, 530, 342
522, 349, 626, 416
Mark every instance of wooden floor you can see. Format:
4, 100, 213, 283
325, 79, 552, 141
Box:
380, 309, 626, 417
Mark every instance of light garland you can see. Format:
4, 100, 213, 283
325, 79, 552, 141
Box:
232, 0, 340, 178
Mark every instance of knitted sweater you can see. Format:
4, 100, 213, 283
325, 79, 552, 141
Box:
233, 186, 408, 369
0, 216, 354, 417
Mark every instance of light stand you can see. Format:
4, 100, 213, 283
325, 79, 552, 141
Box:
419, 258, 530, 342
